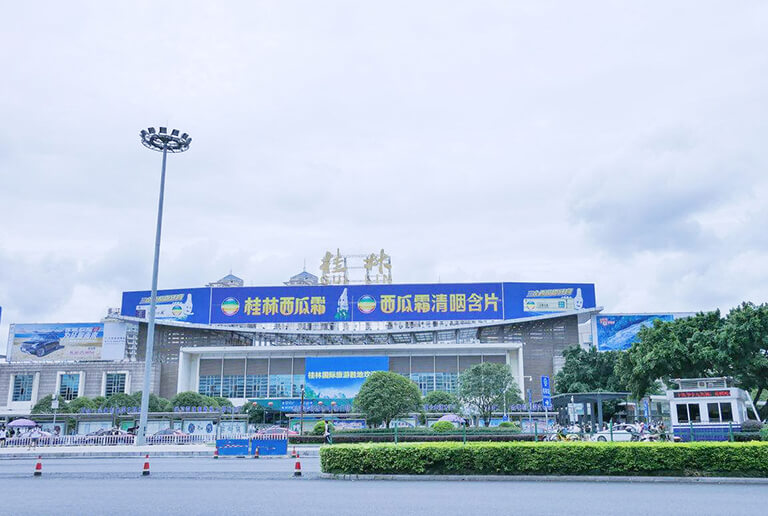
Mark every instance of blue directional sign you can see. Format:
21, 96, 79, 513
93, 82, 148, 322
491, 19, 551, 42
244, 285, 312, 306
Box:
541, 375, 553, 410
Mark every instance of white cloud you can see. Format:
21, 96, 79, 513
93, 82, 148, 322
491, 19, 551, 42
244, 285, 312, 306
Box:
1, 0, 768, 345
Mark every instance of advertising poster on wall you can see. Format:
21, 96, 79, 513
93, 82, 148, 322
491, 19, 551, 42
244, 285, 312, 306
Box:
304, 356, 389, 399
120, 287, 211, 324
502, 282, 596, 319
9, 323, 104, 362
594, 314, 678, 351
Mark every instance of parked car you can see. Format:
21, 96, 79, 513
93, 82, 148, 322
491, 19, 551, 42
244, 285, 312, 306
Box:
590, 423, 640, 442
82, 427, 135, 445
146, 428, 191, 444
260, 426, 298, 436
20, 332, 64, 357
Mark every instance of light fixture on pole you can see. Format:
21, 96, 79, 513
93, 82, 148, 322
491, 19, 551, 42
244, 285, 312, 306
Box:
135, 127, 191, 446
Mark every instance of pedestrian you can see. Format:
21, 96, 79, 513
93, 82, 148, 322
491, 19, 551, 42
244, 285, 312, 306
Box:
0, 426, 7, 448
323, 420, 332, 445
28, 426, 43, 450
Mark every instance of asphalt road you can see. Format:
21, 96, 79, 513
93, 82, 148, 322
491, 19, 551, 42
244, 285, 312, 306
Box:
2, 458, 767, 516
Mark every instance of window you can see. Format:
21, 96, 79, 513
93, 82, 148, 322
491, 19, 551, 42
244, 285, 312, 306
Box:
12, 374, 34, 402
291, 375, 304, 397
677, 403, 702, 423
245, 375, 268, 398
688, 403, 701, 422
269, 375, 292, 397
59, 373, 80, 401
707, 402, 720, 422
105, 373, 127, 397
707, 402, 733, 423
434, 372, 458, 393
198, 375, 222, 397
410, 373, 436, 396
221, 375, 244, 398
720, 402, 733, 422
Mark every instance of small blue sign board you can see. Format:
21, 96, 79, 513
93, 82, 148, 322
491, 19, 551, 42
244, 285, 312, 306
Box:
541, 376, 553, 410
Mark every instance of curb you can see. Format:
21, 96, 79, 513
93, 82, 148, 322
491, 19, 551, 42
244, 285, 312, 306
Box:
0, 452, 306, 460
319, 473, 768, 485
0, 472, 321, 480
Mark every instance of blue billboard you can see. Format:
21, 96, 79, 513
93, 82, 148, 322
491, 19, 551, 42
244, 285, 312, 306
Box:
594, 314, 675, 351
120, 282, 596, 325
304, 356, 389, 399
120, 287, 211, 324
502, 282, 595, 320
9, 323, 104, 362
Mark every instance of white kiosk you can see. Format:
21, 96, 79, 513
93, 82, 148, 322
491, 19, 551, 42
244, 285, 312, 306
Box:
667, 377, 761, 441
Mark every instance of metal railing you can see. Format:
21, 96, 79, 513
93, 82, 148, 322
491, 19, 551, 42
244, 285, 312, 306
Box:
0, 432, 284, 448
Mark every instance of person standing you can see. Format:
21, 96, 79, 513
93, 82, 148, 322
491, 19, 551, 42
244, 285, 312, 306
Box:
0, 426, 7, 448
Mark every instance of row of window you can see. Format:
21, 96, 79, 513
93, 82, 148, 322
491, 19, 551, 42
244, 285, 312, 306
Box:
198, 372, 460, 399
199, 375, 305, 398
676, 402, 733, 423
11, 372, 128, 402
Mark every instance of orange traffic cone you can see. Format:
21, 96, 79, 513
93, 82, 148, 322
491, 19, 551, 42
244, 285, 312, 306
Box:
34, 456, 42, 477
294, 457, 302, 477
291, 446, 296, 458
213, 447, 219, 459
142, 454, 150, 476
253, 446, 259, 459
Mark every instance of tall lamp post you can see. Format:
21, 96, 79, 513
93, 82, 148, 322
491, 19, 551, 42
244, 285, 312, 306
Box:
136, 127, 191, 446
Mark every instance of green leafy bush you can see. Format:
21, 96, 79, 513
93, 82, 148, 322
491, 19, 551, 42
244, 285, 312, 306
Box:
498, 422, 521, 431
320, 441, 768, 477
431, 421, 455, 432
761, 426, 768, 442
741, 420, 764, 433
313, 421, 335, 436
733, 432, 762, 442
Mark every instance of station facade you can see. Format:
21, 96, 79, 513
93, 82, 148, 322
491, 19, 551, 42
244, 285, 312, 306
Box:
2, 276, 599, 417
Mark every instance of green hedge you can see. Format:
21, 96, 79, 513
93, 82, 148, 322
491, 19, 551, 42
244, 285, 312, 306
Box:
320, 441, 768, 477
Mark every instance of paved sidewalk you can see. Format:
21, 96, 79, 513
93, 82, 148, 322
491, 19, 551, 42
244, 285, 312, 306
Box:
0, 444, 322, 459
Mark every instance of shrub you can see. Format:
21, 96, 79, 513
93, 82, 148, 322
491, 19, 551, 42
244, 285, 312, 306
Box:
733, 432, 762, 442
313, 421, 335, 436
320, 441, 768, 477
498, 422, 521, 431
741, 420, 764, 433
431, 421, 455, 432
761, 426, 768, 442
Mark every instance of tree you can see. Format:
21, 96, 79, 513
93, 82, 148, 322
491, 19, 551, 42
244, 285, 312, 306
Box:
615, 311, 724, 399
354, 372, 422, 428
130, 392, 173, 412
423, 390, 458, 411
554, 346, 626, 394
719, 302, 768, 417
68, 397, 97, 413
171, 391, 220, 409
212, 397, 233, 408
101, 393, 136, 409
458, 362, 516, 426
240, 402, 265, 424
31, 395, 70, 414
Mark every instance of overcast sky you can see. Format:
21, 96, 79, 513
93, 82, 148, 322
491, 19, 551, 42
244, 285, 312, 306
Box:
1, 1, 767, 346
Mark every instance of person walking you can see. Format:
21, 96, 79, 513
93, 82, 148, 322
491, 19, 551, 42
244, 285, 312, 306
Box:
28, 426, 43, 451
323, 420, 332, 445
0, 425, 7, 448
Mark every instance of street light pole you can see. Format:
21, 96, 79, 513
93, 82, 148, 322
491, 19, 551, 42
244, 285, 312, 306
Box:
136, 127, 191, 446
299, 384, 305, 436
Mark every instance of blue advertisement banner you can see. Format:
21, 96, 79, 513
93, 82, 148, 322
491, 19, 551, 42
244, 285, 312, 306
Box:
501, 282, 596, 319
9, 323, 104, 362
211, 283, 505, 324
120, 287, 211, 324
305, 356, 389, 399
594, 314, 675, 351
120, 282, 596, 325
